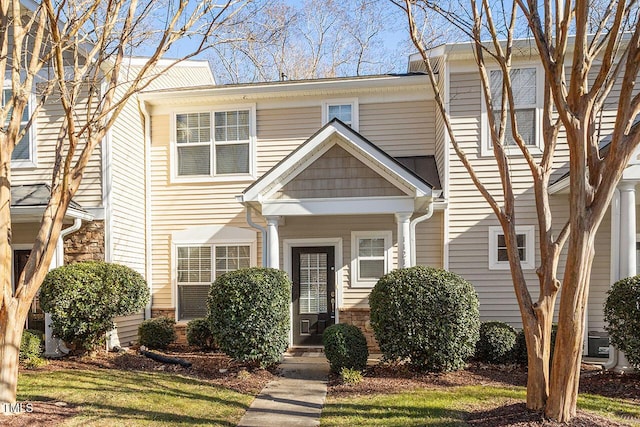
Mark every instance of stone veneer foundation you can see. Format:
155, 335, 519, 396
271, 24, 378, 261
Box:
339, 307, 379, 352
64, 220, 105, 263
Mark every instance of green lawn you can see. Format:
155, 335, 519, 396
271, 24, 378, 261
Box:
321, 386, 640, 426
18, 369, 254, 426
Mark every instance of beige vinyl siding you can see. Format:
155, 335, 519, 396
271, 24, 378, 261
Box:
113, 313, 144, 346
274, 145, 405, 199
10, 223, 40, 245
256, 106, 321, 175
359, 101, 435, 156
150, 113, 258, 309
445, 68, 615, 331
11, 92, 103, 208
415, 211, 444, 268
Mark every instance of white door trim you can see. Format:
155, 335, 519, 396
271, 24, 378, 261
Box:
283, 237, 343, 347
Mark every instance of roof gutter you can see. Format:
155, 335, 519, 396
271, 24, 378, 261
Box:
237, 195, 267, 267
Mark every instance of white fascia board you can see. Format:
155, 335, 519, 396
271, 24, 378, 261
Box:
139, 74, 431, 105
261, 197, 416, 216
622, 164, 640, 180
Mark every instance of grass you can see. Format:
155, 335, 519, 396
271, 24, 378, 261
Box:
321, 385, 640, 426
18, 369, 254, 426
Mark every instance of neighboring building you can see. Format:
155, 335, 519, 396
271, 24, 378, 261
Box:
9, 58, 215, 353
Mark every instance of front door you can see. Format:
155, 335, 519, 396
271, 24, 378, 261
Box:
13, 249, 45, 335
292, 246, 335, 346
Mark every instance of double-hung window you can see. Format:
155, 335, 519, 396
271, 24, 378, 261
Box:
3, 89, 34, 166
488, 225, 535, 270
351, 231, 391, 287
323, 99, 358, 130
176, 244, 252, 320
484, 67, 540, 153
175, 107, 253, 179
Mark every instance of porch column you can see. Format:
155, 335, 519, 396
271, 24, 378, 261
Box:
265, 216, 281, 269
618, 181, 636, 279
614, 181, 637, 372
396, 212, 412, 269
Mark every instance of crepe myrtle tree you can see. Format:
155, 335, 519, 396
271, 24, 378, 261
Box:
394, 0, 640, 422
0, 0, 248, 406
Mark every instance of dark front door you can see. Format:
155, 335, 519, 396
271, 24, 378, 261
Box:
292, 246, 335, 346
13, 249, 45, 334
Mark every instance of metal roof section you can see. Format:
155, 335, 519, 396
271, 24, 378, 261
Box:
10, 184, 94, 221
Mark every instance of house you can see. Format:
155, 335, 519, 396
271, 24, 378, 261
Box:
9, 58, 215, 355
138, 40, 636, 372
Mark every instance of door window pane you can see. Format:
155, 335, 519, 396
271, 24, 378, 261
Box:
299, 253, 328, 314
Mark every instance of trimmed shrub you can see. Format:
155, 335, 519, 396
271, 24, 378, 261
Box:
340, 367, 363, 385
208, 267, 290, 367
20, 329, 43, 363
369, 266, 480, 372
475, 321, 517, 364
323, 323, 369, 373
186, 318, 215, 350
40, 262, 150, 353
138, 317, 177, 350
605, 276, 640, 368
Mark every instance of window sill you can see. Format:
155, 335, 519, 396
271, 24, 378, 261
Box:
350, 280, 379, 288
489, 261, 535, 271
171, 174, 256, 185
11, 160, 37, 169
480, 144, 543, 158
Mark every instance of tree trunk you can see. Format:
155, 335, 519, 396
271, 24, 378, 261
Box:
0, 303, 22, 406
545, 230, 595, 421
523, 298, 554, 411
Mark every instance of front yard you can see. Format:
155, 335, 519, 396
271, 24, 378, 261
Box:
7, 349, 640, 426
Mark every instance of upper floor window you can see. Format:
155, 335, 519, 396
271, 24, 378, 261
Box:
3, 89, 35, 167
323, 99, 358, 131
482, 67, 541, 155
174, 106, 255, 180
488, 225, 535, 270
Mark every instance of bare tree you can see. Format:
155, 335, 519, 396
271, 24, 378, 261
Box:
395, 0, 640, 422
210, 0, 401, 84
0, 0, 246, 406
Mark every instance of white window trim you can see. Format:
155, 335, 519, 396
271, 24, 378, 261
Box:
170, 103, 256, 183
488, 225, 535, 270
350, 230, 392, 288
322, 98, 359, 131
171, 238, 257, 322
480, 64, 543, 157
4, 86, 37, 169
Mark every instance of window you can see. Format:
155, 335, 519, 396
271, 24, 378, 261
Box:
483, 67, 541, 154
176, 244, 252, 320
488, 225, 535, 270
351, 231, 391, 287
323, 99, 358, 130
174, 106, 254, 179
3, 89, 35, 166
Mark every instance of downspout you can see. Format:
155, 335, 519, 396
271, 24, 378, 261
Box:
245, 205, 267, 267
140, 100, 153, 320
604, 189, 621, 370
47, 218, 83, 357
409, 200, 434, 267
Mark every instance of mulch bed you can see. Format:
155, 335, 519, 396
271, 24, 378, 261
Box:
328, 362, 640, 426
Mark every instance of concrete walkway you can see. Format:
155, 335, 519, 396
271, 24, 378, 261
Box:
237, 352, 329, 427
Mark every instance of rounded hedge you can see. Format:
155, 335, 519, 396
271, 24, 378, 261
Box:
475, 321, 517, 364
369, 266, 480, 372
605, 276, 640, 368
187, 318, 215, 350
208, 267, 290, 367
138, 317, 177, 349
40, 262, 150, 352
20, 329, 43, 363
323, 323, 369, 373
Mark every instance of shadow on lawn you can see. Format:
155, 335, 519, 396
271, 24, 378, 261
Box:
322, 401, 467, 426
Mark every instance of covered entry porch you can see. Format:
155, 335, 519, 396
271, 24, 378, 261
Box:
238, 120, 440, 347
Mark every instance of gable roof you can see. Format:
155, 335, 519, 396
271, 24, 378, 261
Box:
240, 119, 433, 206
11, 184, 93, 221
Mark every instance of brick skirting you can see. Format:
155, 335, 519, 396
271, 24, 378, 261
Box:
339, 308, 379, 352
